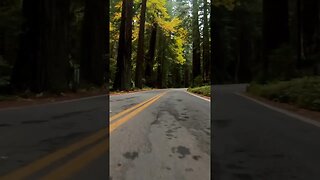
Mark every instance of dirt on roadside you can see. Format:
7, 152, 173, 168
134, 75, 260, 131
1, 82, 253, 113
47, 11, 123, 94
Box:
244, 93, 320, 122
0, 88, 107, 109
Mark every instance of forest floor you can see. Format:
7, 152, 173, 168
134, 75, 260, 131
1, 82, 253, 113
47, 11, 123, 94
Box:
0, 87, 106, 109
0, 87, 158, 109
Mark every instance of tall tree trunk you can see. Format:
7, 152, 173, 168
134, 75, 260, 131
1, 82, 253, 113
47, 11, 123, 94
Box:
192, 0, 201, 84
210, 1, 214, 85
106, 0, 110, 93
157, 31, 166, 88
145, 23, 157, 87
211, 6, 225, 84
11, 0, 70, 92
135, 0, 147, 89
81, 0, 108, 86
296, 0, 302, 68
113, 0, 133, 90
202, 0, 210, 83
262, 0, 289, 82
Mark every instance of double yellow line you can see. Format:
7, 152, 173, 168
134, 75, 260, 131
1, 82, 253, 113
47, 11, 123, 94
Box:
1, 91, 167, 180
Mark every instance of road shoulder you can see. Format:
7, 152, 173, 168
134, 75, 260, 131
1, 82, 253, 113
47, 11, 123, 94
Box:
240, 92, 320, 123
0, 89, 106, 109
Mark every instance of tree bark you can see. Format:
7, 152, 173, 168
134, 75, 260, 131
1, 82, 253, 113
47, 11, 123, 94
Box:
11, 0, 71, 92
145, 23, 157, 87
262, 0, 289, 81
192, 0, 201, 83
135, 0, 147, 88
202, 0, 210, 83
81, 0, 108, 86
113, 0, 133, 90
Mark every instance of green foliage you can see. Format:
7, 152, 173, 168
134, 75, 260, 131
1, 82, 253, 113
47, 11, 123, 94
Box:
247, 77, 320, 111
268, 44, 297, 81
214, 0, 238, 10
192, 75, 203, 87
188, 85, 211, 97
110, 0, 189, 89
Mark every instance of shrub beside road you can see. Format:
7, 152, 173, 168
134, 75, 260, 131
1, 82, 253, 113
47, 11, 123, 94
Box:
247, 77, 320, 111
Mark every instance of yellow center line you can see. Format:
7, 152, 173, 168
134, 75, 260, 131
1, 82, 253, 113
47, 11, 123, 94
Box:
41, 140, 109, 180
110, 92, 163, 122
40, 91, 167, 180
110, 91, 167, 133
0, 92, 165, 180
0, 129, 107, 180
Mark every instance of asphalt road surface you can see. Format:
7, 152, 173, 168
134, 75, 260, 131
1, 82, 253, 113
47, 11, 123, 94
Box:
0, 95, 108, 179
110, 89, 210, 180
213, 84, 320, 180
0, 89, 210, 180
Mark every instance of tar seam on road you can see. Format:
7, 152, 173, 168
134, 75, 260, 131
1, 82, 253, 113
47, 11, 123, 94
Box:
0, 91, 166, 180
236, 92, 320, 128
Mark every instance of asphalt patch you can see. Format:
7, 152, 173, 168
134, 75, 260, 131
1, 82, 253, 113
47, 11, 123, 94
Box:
123, 151, 139, 160
192, 155, 201, 161
185, 168, 193, 172
172, 146, 191, 159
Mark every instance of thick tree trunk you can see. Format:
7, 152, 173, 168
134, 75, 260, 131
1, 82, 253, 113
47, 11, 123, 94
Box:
113, 0, 133, 90
11, 0, 70, 93
211, 6, 225, 84
145, 23, 157, 87
210, 1, 214, 85
157, 31, 166, 88
81, 0, 108, 86
135, 0, 147, 89
106, 0, 110, 93
192, 0, 201, 83
202, 0, 210, 83
262, 0, 289, 81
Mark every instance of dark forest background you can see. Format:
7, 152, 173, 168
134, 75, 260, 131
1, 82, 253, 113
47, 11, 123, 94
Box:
0, 0, 109, 95
0, 0, 319, 95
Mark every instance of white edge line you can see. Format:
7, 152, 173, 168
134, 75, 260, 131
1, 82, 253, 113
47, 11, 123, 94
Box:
235, 92, 320, 128
185, 90, 211, 102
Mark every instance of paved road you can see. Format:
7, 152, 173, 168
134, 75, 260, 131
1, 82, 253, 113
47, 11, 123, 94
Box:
110, 89, 210, 180
0, 95, 108, 179
213, 84, 320, 180
0, 89, 210, 180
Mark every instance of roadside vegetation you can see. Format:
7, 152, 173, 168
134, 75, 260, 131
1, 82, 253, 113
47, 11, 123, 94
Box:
188, 86, 211, 97
247, 77, 320, 111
